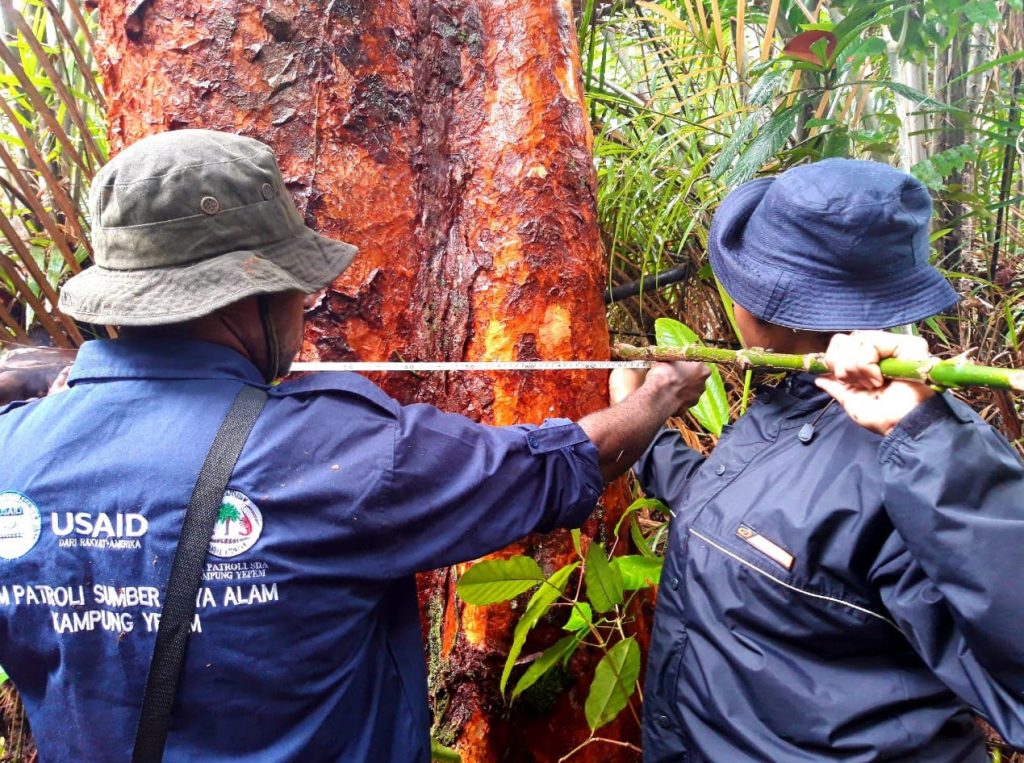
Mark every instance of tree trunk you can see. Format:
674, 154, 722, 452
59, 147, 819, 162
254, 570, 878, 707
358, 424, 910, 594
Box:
96, 1, 637, 760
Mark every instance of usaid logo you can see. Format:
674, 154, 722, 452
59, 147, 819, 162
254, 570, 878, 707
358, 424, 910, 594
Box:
51, 512, 149, 538
0, 492, 42, 560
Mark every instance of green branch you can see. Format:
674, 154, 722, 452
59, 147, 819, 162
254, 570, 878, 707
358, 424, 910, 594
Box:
612, 343, 1024, 392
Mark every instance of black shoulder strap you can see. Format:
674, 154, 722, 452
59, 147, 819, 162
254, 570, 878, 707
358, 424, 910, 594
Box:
132, 384, 268, 763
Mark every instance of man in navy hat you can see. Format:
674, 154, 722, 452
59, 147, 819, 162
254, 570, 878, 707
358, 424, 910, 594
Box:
612, 158, 1024, 761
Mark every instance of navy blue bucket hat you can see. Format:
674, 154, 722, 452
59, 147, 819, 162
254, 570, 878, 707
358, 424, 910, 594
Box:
708, 158, 958, 331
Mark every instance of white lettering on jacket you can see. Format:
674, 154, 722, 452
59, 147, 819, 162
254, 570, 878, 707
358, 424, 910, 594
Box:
50, 512, 148, 539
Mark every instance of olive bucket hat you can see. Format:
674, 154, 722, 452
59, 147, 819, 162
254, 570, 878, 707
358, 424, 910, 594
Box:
708, 158, 958, 331
59, 129, 357, 326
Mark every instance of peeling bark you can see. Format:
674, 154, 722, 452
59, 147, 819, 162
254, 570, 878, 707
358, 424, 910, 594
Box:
97, 1, 637, 760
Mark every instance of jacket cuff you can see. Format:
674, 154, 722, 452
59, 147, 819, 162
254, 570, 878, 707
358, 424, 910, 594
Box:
879, 394, 957, 464
527, 418, 592, 453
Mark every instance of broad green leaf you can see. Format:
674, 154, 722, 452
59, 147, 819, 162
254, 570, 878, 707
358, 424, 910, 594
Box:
563, 602, 593, 632
571, 528, 583, 559
611, 555, 664, 590
511, 632, 584, 702
585, 542, 623, 613
456, 556, 543, 605
585, 636, 641, 731
655, 317, 731, 435
725, 105, 800, 186
500, 562, 579, 695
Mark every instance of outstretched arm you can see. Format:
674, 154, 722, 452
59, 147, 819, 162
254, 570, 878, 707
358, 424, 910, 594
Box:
581, 361, 709, 482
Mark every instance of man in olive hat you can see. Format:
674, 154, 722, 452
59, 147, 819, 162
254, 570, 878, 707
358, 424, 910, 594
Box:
0, 129, 709, 762
612, 159, 1024, 762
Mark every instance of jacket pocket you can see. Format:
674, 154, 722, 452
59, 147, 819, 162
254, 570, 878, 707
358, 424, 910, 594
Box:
688, 525, 898, 634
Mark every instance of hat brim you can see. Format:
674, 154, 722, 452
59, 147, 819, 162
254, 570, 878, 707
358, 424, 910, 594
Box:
709, 178, 959, 331
59, 229, 356, 326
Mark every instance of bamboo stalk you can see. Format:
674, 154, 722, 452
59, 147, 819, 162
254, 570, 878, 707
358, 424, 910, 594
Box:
613, 343, 1024, 392
735, 0, 745, 80
760, 0, 781, 61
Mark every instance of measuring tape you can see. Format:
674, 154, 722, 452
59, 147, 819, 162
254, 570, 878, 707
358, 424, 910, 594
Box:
289, 360, 653, 373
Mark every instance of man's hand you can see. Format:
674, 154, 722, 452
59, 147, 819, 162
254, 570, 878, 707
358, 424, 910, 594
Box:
610, 362, 708, 413
815, 331, 936, 436
582, 361, 709, 482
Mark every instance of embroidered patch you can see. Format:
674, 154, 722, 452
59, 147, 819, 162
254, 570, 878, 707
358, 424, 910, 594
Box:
209, 490, 264, 559
0, 491, 42, 560
736, 524, 794, 571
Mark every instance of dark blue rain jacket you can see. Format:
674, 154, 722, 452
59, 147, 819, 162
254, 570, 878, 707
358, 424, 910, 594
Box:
638, 373, 1024, 762
0, 339, 602, 762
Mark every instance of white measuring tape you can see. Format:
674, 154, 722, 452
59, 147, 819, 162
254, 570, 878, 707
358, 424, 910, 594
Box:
289, 360, 653, 373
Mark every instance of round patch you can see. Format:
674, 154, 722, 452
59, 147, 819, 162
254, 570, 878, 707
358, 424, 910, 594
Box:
0, 492, 42, 560
209, 490, 263, 559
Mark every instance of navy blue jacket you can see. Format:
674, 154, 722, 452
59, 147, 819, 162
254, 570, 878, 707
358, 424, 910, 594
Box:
639, 374, 1024, 762
0, 339, 602, 762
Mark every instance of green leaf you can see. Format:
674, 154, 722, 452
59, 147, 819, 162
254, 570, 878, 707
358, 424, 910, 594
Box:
584, 636, 641, 731
655, 318, 731, 435
430, 737, 462, 763
844, 36, 886, 62
710, 111, 760, 181
456, 556, 544, 605
511, 632, 584, 702
0, 665, 7, 685
585, 541, 624, 613
563, 602, 593, 632
949, 50, 1024, 86
611, 555, 664, 590
747, 67, 790, 106
964, 0, 1000, 23
500, 562, 579, 695
875, 80, 950, 111
571, 528, 583, 559
725, 105, 800, 186
613, 496, 668, 537
629, 515, 656, 558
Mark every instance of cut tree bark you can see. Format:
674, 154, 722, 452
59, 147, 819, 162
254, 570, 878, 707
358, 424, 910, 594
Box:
96, 0, 638, 760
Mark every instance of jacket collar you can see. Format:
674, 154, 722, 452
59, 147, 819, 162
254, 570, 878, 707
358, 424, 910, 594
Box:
68, 339, 267, 386
757, 373, 832, 420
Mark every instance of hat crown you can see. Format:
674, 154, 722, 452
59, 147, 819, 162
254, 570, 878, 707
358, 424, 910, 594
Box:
88, 129, 303, 270
747, 158, 933, 281
707, 158, 957, 330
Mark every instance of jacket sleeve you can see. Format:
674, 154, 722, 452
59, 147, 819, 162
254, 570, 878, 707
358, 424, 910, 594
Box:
873, 393, 1024, 744
633, 426, 706, 508
379, 403, 603, 577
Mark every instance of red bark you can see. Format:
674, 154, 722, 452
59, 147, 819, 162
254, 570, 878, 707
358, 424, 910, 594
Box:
96, 1, 636, 759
